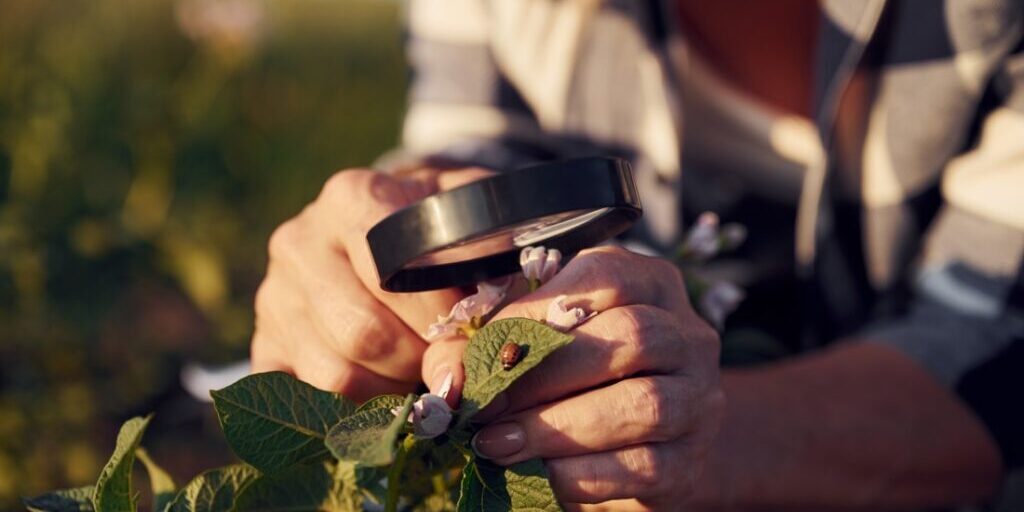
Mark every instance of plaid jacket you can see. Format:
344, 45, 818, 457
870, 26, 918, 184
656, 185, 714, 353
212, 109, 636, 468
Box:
386, 0, 1024, 505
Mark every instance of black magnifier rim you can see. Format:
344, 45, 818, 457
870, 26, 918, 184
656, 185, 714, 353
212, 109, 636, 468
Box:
367, 157, 642, 292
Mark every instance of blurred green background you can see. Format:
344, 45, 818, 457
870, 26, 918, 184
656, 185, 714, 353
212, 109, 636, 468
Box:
0, 0, 406, 506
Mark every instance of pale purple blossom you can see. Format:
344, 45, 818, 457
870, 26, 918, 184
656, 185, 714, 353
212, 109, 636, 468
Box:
698, 281, 745, 330
424, 279, 510, 341
680, 212, 747, 261
544, 295, 595, 331
680, 212, 721, 261
520, 246, 561, 290
409, 393, 452, 438
392, 374, 454, 439
719, 223, 748, 252
424, 320, 460, 342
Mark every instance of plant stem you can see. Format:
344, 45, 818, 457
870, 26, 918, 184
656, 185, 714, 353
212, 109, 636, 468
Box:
385, 434, 417, 512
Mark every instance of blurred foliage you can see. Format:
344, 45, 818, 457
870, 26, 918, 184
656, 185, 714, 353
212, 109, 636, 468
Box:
0, 0, 406, 506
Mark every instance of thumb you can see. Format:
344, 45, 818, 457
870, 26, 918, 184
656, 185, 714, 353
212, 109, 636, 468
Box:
395, 166, 495, 201
422, 338, 468, 408
437, 166, 495, 191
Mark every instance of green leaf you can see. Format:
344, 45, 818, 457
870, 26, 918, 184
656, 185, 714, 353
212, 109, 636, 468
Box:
457, 463, 483, 512
354, 466, 389, 505
24, 486, 95, 512
459, 318, 574, 422
231, 460, 363, 512
165, 465, 259, 512
135, 448, 176, 512
211, 371, 358, 473
402, 438, 465, 511
355, 393, 407, 413
456, 459, 562, 512
93, 415, 152, 512
324, 394, 414, 466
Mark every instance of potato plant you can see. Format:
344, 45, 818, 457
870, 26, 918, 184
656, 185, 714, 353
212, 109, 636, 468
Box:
25, 317, 573, 512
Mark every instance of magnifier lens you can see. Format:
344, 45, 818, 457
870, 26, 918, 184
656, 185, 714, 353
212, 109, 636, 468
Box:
405, 207, 612, 268
367, 157, 641, 292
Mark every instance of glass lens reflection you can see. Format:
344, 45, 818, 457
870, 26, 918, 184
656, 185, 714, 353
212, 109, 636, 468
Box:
404, 207, 611, 268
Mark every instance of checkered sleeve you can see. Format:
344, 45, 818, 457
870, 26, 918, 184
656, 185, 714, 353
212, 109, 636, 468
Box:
865, 41, 1024, 472
376, 0, 561, 173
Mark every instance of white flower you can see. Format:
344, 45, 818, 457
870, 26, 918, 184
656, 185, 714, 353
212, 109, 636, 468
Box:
410, 393, 453, 439
424, 321, 460, 342
520, 246, 561, 290
544, 295, 595, 331
424, 279, 510, 341
393, 373, 454, 439
719, 223, 747, 252
681, 212, 721, 261
698, 281, 745, 330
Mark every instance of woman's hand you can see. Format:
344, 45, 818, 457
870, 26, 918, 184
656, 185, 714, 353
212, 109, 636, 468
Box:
424, 246, 725, 510
251, 167, 489, 401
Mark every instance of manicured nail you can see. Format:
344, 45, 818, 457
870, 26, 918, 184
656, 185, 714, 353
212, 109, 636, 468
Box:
474, 392, 509, 422
472, 422, 525, 459
431, 367, 452, 396
431, 366, 460, 407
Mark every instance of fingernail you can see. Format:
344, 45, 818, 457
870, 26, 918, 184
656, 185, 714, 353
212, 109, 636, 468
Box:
430, 367, 458, 406
474, 392, 509, 422
430, 367, 452, 396
472, 422, 525, 459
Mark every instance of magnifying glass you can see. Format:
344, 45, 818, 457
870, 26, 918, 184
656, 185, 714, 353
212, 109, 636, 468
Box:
367, 157, 643, 292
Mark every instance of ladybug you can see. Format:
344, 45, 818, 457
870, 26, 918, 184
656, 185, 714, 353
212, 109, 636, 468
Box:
500, 342, 522, 371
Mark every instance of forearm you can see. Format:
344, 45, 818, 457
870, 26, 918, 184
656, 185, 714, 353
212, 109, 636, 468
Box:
691, 341, 1003, 511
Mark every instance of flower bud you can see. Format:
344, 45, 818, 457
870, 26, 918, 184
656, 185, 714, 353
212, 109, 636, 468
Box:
544, 294, 594, 331
424, 279, 510, 341
520, 246, 562, 288
680, 212, 721, 261
719, 223, 747, 252
411, 393, 452, 439
698, 281, 745, 330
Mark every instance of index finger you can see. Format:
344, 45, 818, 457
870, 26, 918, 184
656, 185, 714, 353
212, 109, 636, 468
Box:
313, 168, 491, 335
491, 246, 692, 324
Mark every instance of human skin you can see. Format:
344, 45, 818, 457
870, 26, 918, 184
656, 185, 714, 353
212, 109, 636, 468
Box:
425, 263, 1001, 511
678, 342, 1003, 512
253, 167, 1002, 511
426, 245, 726, 510
252, 167, 727, 508
250, 167, 490, 402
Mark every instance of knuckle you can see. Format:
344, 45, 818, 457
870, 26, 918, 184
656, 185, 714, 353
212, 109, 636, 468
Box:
654, 257, 685, 289
267, 220, 301, 261
320, 169, 370, 202
629, 377, 671, 437
577, 245, 632, 272
616, 304, 656, 342
253, 280, 273, 316
624, 446, 667, 494
609, 305, 672, 371
573, 256, 632, 304
338, 306, 395, 362
541, 404, 574, 440
303, 363, 355, 393
688, 317, 722, 358
566, 456, 605, 499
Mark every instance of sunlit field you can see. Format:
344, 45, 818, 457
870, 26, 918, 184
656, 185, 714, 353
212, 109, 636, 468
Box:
0, 0, 405, 505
